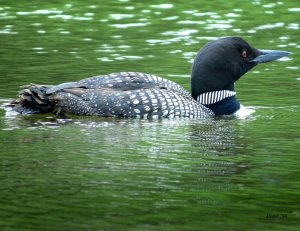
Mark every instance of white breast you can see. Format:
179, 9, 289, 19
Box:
233, 104, 255, 119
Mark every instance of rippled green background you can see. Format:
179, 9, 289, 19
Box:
0, 0, 299, 230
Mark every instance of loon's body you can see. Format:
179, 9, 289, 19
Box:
8, 37, 290, 118
14, 72, 212, 118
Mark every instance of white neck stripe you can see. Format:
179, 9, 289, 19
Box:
197, 90, 236, 105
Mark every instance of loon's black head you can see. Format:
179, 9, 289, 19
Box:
191, 36, 291, 115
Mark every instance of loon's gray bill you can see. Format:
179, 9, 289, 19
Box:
251, 49, 291, 63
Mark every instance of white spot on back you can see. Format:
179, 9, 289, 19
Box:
133, 99, 139, 105
144, 105, 150, 111
152, 98, 158, 104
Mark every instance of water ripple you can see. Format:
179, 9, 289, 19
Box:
161, 29, 198, 36
162, 16, 179, 21
288, 8, 300, 12
287, 23, 299, 30
17, 9, 63, 15
110, 14, 133, 20
150, 4, 174, 9
0, 25, 17, 34
177, 20, 205, 25
255, 22, 284, 30
111, 22, 150, 28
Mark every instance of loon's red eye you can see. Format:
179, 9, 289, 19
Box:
242, 50, 247, 59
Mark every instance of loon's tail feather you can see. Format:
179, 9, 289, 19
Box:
8, 84, 54, 114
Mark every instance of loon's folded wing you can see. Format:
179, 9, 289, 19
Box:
78, 72, 192, 98
45, 72, 190, 99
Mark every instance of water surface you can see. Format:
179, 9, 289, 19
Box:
0, 0, 299, 230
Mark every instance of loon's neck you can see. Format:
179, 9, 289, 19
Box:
204, 96, 240, 115
194, 83, 240, 115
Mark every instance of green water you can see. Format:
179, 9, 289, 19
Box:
0, 0, 299, 230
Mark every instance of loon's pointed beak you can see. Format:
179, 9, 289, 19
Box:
251, 50, 292, 63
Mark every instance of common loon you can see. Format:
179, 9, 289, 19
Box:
8, 37, 290, 118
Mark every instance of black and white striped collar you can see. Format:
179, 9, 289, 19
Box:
197, 90, 236, 105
